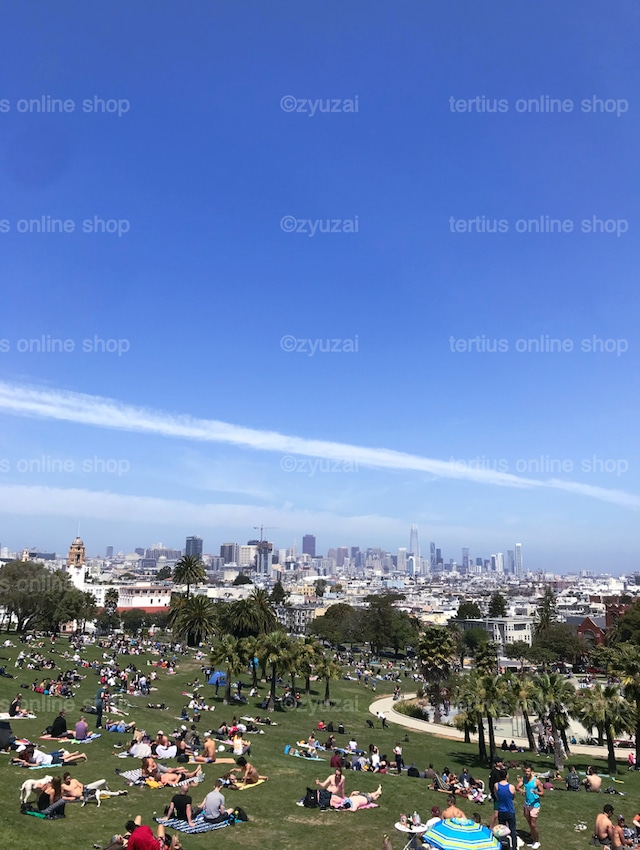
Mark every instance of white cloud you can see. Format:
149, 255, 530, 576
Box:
0, 380, 638, 510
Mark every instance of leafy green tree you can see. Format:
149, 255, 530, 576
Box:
417, 625, 458, 703
121, 608, 147, 634
298, 637, 322, 694
172, 555, 206, 599
488, 592, 507, 618
606, 643, 640, 763
211, 634, 243, 703
506, 640, 532, 664
233, 574, 253, 586
239, 636, 260, 689
270, 580, 287, 605
314, 579, 327, 598
609, 600, 640, 645
530, 623, 589, 664
457, 601, 483, 620
309, 603, 358, 646
156, 565, 172, 581
534, 587, 559, 636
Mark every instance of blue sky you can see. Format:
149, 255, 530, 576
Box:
0, 1, 638, 570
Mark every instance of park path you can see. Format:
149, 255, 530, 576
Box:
369, 693, 624, 763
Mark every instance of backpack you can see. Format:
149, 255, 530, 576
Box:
233, 806, 249, 822
318, 789, 332, 809
303, 788, 319, 808
566, 772, 580, 791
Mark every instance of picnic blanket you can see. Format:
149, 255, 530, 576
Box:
118, 768, 205, 788
289, 751, 324, 761
39, 734, 101, 743
187, 758, 236, 765
154, 814, 229, 834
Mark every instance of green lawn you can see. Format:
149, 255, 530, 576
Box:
0, 637, 631, 850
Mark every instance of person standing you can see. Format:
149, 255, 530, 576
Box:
95, 685, 107, 729
489, 756, 505, 828
517, 764, 544, 849
393, 743, 404, 774
494, 767, 517, 850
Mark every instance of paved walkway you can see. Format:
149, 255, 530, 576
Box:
369, 693, 626, 763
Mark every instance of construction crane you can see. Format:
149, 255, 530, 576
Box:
254, 525, 278, 542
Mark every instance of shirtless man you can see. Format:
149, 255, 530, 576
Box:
584, 766, 603, 792
61, 771, 128, 803
190, 732, 219, 763
593, 804, 615, 846
441, 794, 466, 820
228, 756, 267, 787
316, 767, 346, 806
141, 756, 201, 785
612, 816, 634, 850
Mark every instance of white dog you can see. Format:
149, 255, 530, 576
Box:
20, 775, 53, 803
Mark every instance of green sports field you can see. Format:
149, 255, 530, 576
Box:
0, 637, 631, 850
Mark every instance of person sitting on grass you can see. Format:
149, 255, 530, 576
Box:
315, 767, 346, 806
61, 771, 128, 802
227, 755, 267, 788
158, 780, 200, 826
36, 776, 67, 818
584, 766, 603, 792
340, 784, 383, 811
124, 815, 183, 849
441, 793, 467, 820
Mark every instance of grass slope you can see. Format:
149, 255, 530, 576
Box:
0, 637, 631, 850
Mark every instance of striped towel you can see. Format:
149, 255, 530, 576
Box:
154, 814, 230, 834
119, 768, 205, 788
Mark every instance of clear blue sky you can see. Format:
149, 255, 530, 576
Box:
0, 1, 638, 571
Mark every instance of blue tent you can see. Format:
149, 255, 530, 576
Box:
208, 671, 227, 685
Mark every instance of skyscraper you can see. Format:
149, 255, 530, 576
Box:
409, 524, 420, 562
336, 547, 349, 567
397, 547, 408, 572
186, 536, 203, 558
106, 546, 114, 559
462, 547, 469, 570
220, 542, 239, 564
515, 543, 523, 577
302, 534, 316, 557
507, 550, 515, 574
495, 552, 504, 573
430, 542, 436, 571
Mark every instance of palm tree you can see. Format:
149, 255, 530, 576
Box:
298, 638, 322, 695
504, 673, 537, 752
475, 641, 499, 676
453, 709, 476, 745
172, 595, 218, 646
104, 588, 119, 617
249, 588, 278, 634
223, 599, 262, 639
453, 671, 488, 763
608, 643, 640, 764
315, 655, 341, 707
481, 673, 510, 761
239, 636, 260, 690
533, 672, 575, 770
574, 683, 634, 776
258, 630, 292, 710
172, 555, 206, 599
211, 634, 243, 704
417, 626, 458, 705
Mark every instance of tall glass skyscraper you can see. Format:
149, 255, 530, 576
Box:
186, 536, 203, 558
515, 543, 523, 577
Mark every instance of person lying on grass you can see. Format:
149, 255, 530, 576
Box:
339, 784, 383, 811
12, 744, 87, 766
226, 756, 267, 788
140, 756, 201, 785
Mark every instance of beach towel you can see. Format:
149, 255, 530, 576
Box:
118, 768, 205, 788
237, 779, 267, 790
39, 734, 101, 743
154, 814, 230, 834
289, 751, 324, 761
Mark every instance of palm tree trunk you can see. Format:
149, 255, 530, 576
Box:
324, 678, 330, 707
487, 714, 496, 760
464, 724, 471, 744
560, 726, 571, 756
523, 710, 536, 752
225, 667, 232, 704
606, 726, 617, 776
635, 710, 640, 766
268, 665, 277, 711
550, 714, 564, 771
477, 712, 488, 763
290, 673, 296, 693
305, 675, 311, 695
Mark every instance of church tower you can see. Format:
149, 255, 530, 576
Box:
66, 536, 86, 589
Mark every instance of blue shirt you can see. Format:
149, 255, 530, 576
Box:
495, 781, 515, 814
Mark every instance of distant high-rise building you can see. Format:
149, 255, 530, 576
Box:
106, 546, 114, 559
336, 547, 348, 567
134, 548, 145, 556
515, 543, 523, 577
476, 557, 483, 567
350, 546, 360, 559
409, 525, 420, 562
302, 534, 316, 557
430, 542, 436, 570
462, 547, 469, 569
436, 548, 443, 565
496, 552, 504, 573
507, 550, 515, 574
397, 547, 408, 572
220, 542, 239, 564
327, 548, 337, 560
186, 536, 203, 558
491, 555, 497, 571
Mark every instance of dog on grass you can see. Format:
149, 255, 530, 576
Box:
20, 775, 53, 803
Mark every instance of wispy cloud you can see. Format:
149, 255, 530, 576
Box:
0, 380, 638, 510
